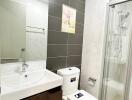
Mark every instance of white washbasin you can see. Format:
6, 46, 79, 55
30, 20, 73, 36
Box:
1, 69, 45, 87
1, 62, 63, 100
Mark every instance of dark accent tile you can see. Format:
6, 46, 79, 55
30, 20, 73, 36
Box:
49, 0, 69, 5
49, 0, 54, 3
49, 2, 62, 18
77, 65, 81, 69
69, 0, 85, 12
47, 57, 67, 70
51, 70, 57, 73
69, 0, 78, 10
76, 11, 84, 24
48, 16, 62, 31
71, 65, 81, 69
68, 65, 81, 70
68, 45, 82, 55
68, 23, 84, 44
49, 2, 54, 15
80, 0, 85, 3
68, 33, 83, 44
47, 0, 85, 71
76, 23, 84, 34
47, 45, 67, 57
48, 31, 68, 44
67, 56, 82, 66
54, 0, 69, 5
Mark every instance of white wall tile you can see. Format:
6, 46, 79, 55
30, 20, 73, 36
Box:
80, 0, 109, 98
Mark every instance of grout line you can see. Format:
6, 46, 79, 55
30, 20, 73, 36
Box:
66, 29, 69, 68
48, 56, 67, 58
48, 29, 84, 35
68, 55, 82, 57
48, 44, 82, 45
47, 55, 81, 59
48, 15, 62, 21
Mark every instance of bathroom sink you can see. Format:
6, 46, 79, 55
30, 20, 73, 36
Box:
1, 69, 63, 100
1, 69, 45, 87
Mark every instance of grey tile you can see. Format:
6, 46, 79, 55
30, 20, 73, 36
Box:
69, 65, 81, 69
79, 0, 85, 3
68, 45, 82, 56
49, 0, 54, 3
76, 11, 84, 24
76, 65, 81, 69
54, 0, 69, 5
48, 31, 68, 44
67, 56, 82, 66
49, 0, 69, 5
68, 23, 84, 44
49, 2, 62, 18
77, 2, 85, 12
47, 45, 67, 57
68, 33, 83, 44
48, 2, 54, 16
69, 0, 85, 12
76, 23, 84, 34
48, 16, 62, 31
47, 0, 85, 71
69, 0, 78, 10
47, 57, 67, 70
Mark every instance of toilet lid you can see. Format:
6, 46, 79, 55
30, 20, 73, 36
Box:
67, 90, 97, 100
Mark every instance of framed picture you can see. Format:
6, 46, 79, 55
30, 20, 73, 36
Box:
61, 5, 76, 34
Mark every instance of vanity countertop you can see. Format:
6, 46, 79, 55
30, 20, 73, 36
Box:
1, 70, 63, 100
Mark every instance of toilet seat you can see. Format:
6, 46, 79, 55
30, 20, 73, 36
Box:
63, 90, 97, 100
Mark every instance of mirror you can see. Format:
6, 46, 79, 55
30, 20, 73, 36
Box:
0, 0, 48, 64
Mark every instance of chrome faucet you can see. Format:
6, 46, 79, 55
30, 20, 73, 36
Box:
21, 61, 29, 72
19, 48, 28, 72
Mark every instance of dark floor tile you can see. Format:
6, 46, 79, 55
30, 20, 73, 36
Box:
47, 45, 67, 57
48, 31, 68, 44
47, 57, 67, 70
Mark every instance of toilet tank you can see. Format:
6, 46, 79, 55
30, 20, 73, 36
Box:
57, 67, 80, 96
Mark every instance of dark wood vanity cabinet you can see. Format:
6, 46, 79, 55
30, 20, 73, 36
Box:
21, 87, 62, 100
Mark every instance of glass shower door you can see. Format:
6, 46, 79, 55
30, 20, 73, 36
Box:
101, 1, 132, 100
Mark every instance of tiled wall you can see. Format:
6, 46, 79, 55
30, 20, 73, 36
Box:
47, 0, 85, 72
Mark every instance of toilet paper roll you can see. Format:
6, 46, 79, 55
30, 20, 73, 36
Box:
88, 77, 96, 86
88, 81, 95, 86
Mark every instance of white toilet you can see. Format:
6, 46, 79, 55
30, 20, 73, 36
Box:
57, 67, 97, 100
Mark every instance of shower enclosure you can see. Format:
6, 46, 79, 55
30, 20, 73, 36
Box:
100, 1, 132, 100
